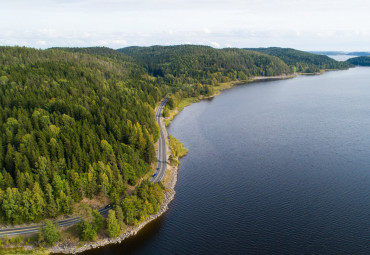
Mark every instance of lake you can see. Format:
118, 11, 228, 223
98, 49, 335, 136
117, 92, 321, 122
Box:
83, 67, 370, 254
328, 55, 357, 61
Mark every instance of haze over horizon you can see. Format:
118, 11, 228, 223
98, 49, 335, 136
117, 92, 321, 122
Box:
1, 0, 370, 51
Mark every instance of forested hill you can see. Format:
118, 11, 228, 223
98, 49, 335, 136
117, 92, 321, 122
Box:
245, 47, 351, 73
50, 47, 136, 66
346, 56, 370, 66
118, 45, 292, 85
0, 46, 164, 224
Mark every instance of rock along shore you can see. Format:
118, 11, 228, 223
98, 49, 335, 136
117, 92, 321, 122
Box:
49, 106, 177, 254
49, 163, 177, 254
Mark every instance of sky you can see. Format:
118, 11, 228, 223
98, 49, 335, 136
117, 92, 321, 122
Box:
1, 0, 370, 51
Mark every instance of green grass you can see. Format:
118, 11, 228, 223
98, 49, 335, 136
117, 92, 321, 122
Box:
164, 97, 199, 126
177, 97, 200, 112
169, 135, 188, 158
0, 248, 49, 255
213, 80, 248, 93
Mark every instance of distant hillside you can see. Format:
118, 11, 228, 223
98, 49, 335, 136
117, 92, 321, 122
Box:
246, 47, 350, 73
346, 52, 370, 56
309, 51, 346, 56
49, 47, 140, 76
118, 45, 292, 85
50, 46, 134, 62
309, 51, 370, 57
346, 56, 370, 66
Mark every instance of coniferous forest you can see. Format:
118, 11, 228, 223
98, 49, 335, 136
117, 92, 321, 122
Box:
245, 47, 351, 73
346, 56, 370, 66
0, 45, 350, 225
0, 47, 164, 224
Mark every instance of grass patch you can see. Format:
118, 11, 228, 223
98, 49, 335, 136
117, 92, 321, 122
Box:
0, 247, 49, 255
164, 97, 199, 126
213, 79, 248, 93
169, 135, 188, 159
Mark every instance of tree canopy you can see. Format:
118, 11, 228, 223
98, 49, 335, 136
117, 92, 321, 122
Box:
246, 47, 351, 73
346, 56, 370, 66
0, 46, 164, 224
118, 45, 292, 85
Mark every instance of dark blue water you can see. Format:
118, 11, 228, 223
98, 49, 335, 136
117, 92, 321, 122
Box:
83, 67, 370, 254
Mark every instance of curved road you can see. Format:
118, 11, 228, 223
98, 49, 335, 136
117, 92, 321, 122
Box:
0, 98, 168, 237
0, 205, 111, 237
151, 97, 168, 183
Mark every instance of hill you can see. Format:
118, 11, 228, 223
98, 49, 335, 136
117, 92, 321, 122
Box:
346, 56, 370, 66
346, 52, 370, 56
118, 45, 292, 85
246, 47, 350, 73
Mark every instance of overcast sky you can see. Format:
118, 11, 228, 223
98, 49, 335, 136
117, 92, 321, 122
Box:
1, 0, 370, 51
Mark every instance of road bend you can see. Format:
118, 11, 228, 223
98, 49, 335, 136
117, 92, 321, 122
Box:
0, 205, 111, 237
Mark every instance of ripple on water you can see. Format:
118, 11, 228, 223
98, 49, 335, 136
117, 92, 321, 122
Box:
82, 68, 370, 255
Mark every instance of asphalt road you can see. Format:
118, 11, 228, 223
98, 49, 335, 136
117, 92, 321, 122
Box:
151, 97, 168, 183
0, 205, 111, 237
0, 98, 169, 237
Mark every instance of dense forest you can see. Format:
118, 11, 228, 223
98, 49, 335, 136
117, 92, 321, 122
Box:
0, 46, 165, 224
246, 47, 351, 73
118, 45, 292, 85
0, 45, 350, 226
346, 56, 370, 66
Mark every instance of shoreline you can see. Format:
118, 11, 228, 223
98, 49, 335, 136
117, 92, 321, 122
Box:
165, 68, 351, 126
49, 164, 178, 254
11, 69, 337, 254
164, 72, 299, 126
47, 102, 177, 255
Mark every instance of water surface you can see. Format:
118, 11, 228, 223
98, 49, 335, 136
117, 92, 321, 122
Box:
84, 67, 370, 254
328, 54, 355, 61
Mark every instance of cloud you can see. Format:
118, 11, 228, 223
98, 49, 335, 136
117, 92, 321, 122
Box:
203, 28, 212, 34
210, 41, 220, 48
36, 40, 47, 45
1, 0, 370, 50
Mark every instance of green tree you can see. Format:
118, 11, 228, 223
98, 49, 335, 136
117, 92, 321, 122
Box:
77, 220, 97, 241
41, 220, 60, 245
115, 205, 126, 230
107, 209, 120, 238
92, 209, 104, 232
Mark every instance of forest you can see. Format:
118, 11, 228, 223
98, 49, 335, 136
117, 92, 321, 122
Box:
346, 56, 370, 66
0, 45, 350, 226
118, 45, 292, 85
246, 47, 351, 73
0, 46, 165, 224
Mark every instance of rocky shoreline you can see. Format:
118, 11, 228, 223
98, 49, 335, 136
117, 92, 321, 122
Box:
47, 111, 178, 254
48, 162, 177, 254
